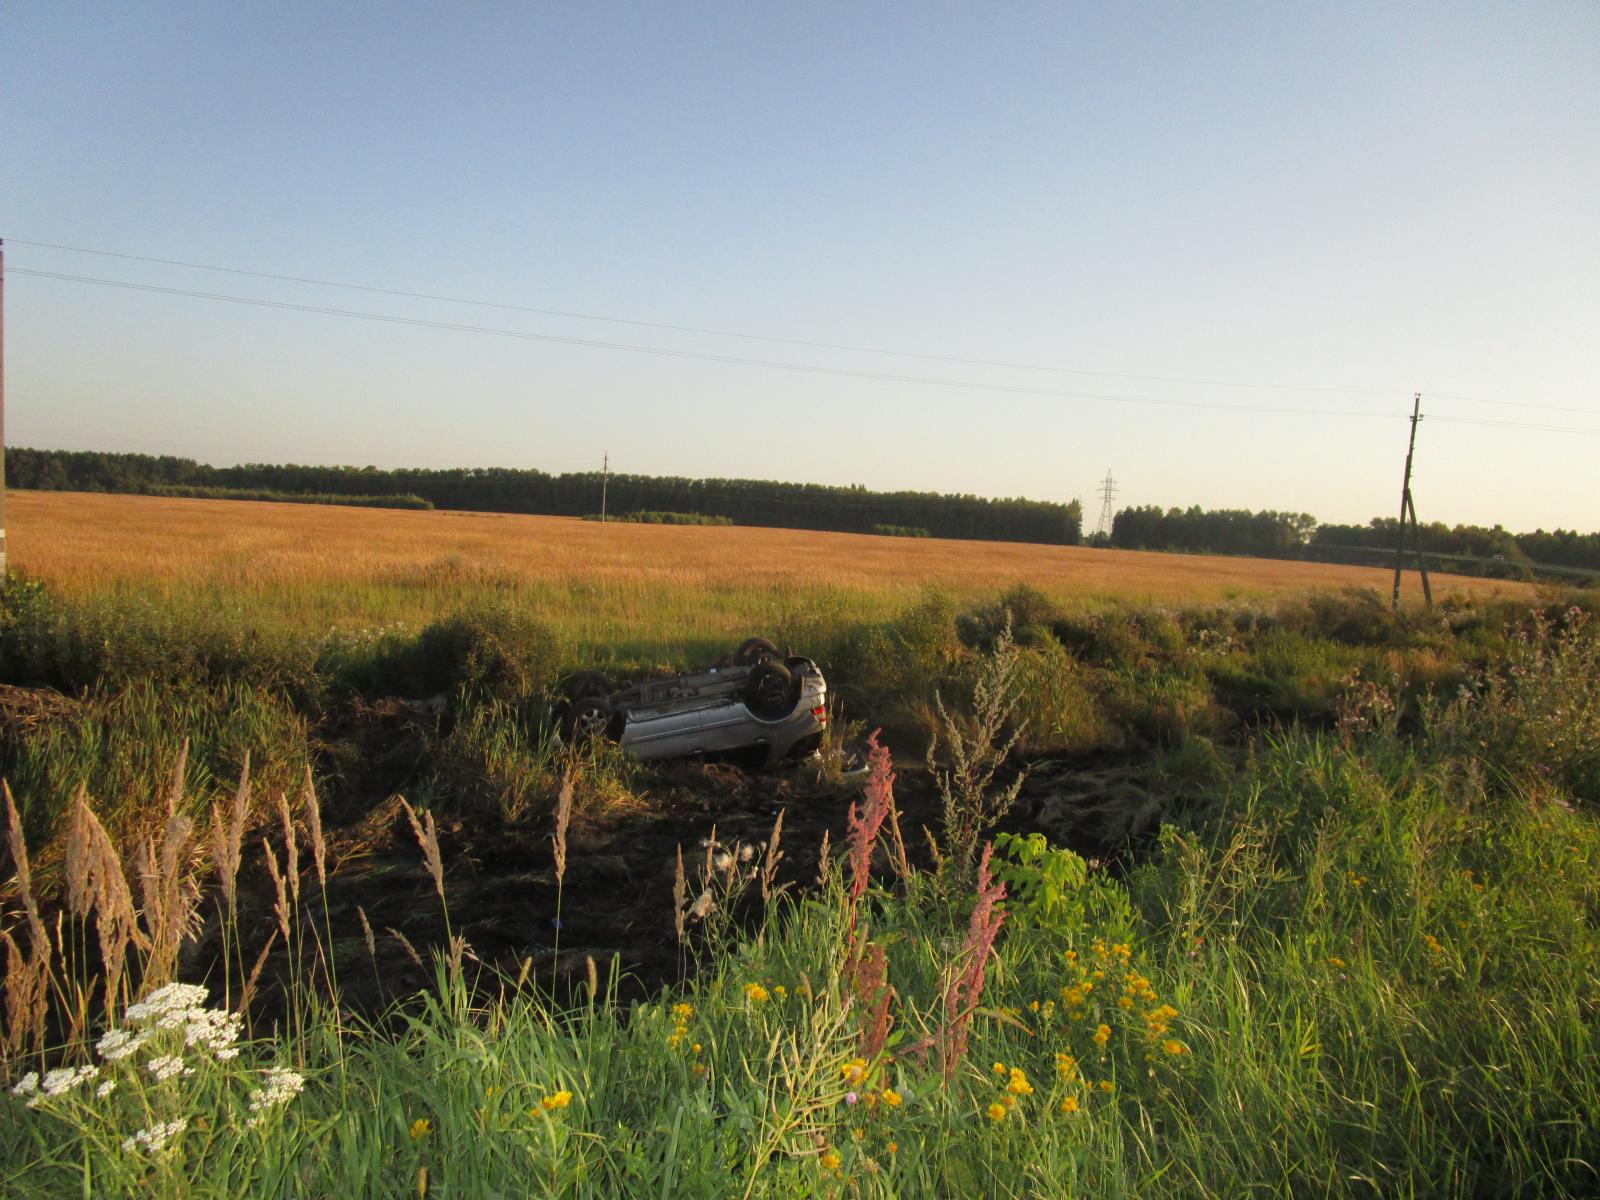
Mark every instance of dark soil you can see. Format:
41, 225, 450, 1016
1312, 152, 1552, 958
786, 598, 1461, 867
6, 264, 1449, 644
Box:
198, 701, 1186, 1023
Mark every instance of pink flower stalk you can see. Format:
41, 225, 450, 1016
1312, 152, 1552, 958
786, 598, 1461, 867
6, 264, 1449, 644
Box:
845, 730, 895, 931
854, 940, 896, 1060
938, 841, 1007, 1081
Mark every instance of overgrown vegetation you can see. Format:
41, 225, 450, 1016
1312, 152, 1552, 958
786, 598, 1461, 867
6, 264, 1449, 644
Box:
145, 485, 434, 509
3, 575, 1598, 1196
582, 511, 734, 525
868, 524, 929, 538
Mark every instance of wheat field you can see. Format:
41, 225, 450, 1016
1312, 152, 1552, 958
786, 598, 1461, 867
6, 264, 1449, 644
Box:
8, 491, 1523, 653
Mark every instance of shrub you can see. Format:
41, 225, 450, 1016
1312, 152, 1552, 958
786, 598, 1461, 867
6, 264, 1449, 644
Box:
956, 584, 1063, 651
1426, 605, 1600, 800
362, 605, 564, 705
0, 578, 320, 703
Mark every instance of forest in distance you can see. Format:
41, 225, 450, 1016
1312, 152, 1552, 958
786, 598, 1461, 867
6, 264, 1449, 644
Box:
7, 446, 1599, 577
3, 448, 1083, 545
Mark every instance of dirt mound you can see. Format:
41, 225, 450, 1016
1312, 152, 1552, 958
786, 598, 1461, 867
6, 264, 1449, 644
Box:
0, 683, 76, 735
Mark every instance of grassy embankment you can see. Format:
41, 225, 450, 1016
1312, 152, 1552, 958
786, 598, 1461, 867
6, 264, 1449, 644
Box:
2, 491, 1596, 1196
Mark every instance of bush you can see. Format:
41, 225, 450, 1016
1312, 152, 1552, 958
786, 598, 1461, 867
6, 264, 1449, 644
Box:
0, 578, 320, 702
956, 584, 1064, 651
396, 605, 565, 704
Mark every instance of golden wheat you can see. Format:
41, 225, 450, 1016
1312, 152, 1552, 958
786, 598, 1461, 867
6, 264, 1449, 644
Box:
8, 492, 1522, 652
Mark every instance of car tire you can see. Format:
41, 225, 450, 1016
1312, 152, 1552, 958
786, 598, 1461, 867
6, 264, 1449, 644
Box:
564, 694, 615, 741
734, 637, 780, 667
564, 671, 612, 701
745, 659, 793, 716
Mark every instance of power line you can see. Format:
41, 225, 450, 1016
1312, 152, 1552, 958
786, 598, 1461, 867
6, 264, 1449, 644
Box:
8, 235, 1537, 409
13, 239, 1597, 419
10, 268, 1415, 422
1426, 391, 1600, 417
1427, 413, 1600, 436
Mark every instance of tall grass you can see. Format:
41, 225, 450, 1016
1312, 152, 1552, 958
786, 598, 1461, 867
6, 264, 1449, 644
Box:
7, 704, 1594, 1195
3, 569, 1598, 1195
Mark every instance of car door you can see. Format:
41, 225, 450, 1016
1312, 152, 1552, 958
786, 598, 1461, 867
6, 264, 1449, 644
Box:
619, 705, 706, 761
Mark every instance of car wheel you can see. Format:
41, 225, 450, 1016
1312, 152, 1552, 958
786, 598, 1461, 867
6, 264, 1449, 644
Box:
564, 694, 615, 741
734, 637, 780, 666
745, 659, 793, 715
564, 670, 612, 701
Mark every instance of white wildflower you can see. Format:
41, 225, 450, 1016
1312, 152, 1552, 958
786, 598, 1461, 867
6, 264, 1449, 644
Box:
145, 1055, 193, 1081
125, 983, 209, 1025
10, 1072, 40, 1098
245, 1067, 306, 1126
96, 1079, 118, 1099
97, 1028, 144, 1060
121, 1117, 188, 1153
42, 1065, 99, 1096
182, 1007, 242, 1056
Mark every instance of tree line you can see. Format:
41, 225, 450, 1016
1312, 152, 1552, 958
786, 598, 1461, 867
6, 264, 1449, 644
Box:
1110, 503, 1600, 578
1111, 506, 1317, 556
5, 448, 1084, 546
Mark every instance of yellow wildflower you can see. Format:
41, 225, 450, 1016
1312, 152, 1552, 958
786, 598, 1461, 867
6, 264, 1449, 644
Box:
842, 1057, 869, 1083
986, 1102, 1007, 1121
540, 1090, 573, 1111
672, 1002, 694, 1020
1060, 1095, 1080, 1115
992, 1061, 1007, 1075
887, 1141, 899, 1155
821, 1149, 842, 1172
1163, 1039, 1188, 1056
1093, 1024, 1111, 1046
745, 983, 771, 1004
408, 1118, 433, 1140
1098, 1080, 1115, 1094
1326, 956, 1346, 969
882, 1086, 903, 1108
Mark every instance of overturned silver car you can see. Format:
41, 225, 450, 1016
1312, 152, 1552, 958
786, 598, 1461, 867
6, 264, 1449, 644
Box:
558, 638, 827, 768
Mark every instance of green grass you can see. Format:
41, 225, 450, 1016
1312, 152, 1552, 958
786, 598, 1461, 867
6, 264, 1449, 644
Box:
3, 582, 1599, 1196
7, 720, 1596, 1196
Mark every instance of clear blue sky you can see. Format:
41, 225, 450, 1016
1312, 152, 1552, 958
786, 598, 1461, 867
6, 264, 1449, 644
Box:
3, 2, 1597, 530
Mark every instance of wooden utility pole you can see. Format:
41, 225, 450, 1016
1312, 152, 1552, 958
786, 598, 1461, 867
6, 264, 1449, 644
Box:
599, 451, 608, 522
1, 238, 7, 582
1391, 393, 1432, 610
